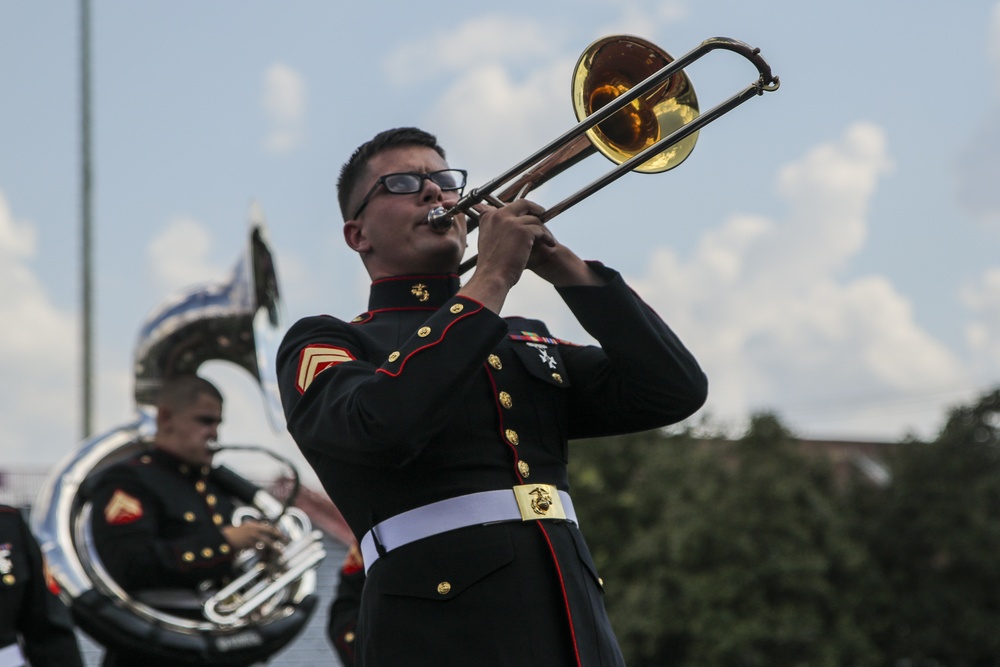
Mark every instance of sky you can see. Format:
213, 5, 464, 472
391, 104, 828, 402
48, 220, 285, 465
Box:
3, 1, 1000, 485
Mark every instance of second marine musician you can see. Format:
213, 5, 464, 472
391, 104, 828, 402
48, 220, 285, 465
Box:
277, 127, 708, 666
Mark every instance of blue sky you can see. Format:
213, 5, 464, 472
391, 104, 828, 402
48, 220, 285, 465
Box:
3, 1, 1000, 479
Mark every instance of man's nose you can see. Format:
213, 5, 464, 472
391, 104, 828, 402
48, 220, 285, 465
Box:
420, 178, 445, 203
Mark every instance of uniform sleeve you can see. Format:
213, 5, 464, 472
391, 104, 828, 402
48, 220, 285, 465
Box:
89, 469, 235, 592
15, 511, 85, 667
556, 262, 708, 438
277, 296, 509, 467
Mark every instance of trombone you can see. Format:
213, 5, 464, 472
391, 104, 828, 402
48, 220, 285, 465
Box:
426, 35, 780, 274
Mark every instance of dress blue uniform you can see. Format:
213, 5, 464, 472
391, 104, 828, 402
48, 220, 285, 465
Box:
277, 265, 707, 666
90, 448, 240, 595
0, 504, 84, 667
89, 448, 257, 667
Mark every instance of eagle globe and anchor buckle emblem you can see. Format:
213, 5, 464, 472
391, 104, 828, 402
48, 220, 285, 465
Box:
513, 483, 567, 521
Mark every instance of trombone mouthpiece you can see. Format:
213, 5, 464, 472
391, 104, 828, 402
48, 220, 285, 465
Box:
427, 207, 453, 231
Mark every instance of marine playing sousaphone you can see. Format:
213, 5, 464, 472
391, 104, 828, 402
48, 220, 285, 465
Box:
31, 205, 325, 665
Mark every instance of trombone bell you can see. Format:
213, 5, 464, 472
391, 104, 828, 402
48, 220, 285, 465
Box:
573, 35, 699, 174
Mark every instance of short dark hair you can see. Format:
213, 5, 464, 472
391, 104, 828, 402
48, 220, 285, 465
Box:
337, 127, 447, 221
156, 375, 223, 411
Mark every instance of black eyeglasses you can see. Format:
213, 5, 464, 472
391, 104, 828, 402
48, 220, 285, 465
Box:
352, 169, 468, 219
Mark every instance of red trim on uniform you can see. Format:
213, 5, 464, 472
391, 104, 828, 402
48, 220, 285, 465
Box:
484, 365, 525, 484
366, 306, 439, 315
535, 522, 583, 667
376, 301, 483, 378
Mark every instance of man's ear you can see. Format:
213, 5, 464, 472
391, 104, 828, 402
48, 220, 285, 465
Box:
156, 406, 172, 432
343, 219, 371, 254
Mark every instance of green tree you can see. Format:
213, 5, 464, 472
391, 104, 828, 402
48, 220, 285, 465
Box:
856, 389, 1000, 666
571, 414, 875, 666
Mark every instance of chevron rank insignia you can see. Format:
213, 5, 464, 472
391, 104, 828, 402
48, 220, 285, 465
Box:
104, 489, 143, 525
297, 345, 356, 394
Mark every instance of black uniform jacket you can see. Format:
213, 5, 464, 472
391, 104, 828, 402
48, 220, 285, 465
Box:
277, 264, 707, 666
0, 504, 84, 666
89, 448, 239, 595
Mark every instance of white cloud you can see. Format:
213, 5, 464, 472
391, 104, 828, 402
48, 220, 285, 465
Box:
506, 122, 965, 440
262, 63, 306, 153
427, 57, 572, 180
0, 191, 77, 463
963, 267, 1000, 364
595, 0, 687, 38
383, 15, 559, 88
147, 216, 223, 294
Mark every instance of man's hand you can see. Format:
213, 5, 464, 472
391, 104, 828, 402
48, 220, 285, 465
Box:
459, 200, 550, 312
526, 230, 605, 287
222, 520, 287, 554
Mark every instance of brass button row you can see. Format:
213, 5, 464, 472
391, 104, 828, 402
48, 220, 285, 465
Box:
183, 543, 230, 562
385, 304, 468, 364
488, 352, 534, 480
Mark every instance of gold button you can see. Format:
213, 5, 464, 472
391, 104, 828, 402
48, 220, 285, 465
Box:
518, 460, 530, 477
388, 351, 400, 362
499, 391, 513, 409
206, 494, 217, 506
220, 544, 231, 554
418, 326, 431, 337
184, 512, 196, 522
140, 455, 152, 464
195, 481, 206, 493
450, 303, 464, 314
201, 466, 210, 475
437, 581, 452, 595
488, 354, 502, 370
3, 574, 14, 585
183, 552, 195, 562
213, 514, 224, 525
552, 373, 563, 383
201, 548, 214, 558
505, 429, 519, 445
352, 315, 364, 323
344, 631, 356, 643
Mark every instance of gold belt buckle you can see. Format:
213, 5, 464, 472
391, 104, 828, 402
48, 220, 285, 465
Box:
513, 483, 566, 521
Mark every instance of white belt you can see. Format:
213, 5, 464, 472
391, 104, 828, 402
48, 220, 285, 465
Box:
360, 484, 576, 574
0, 643, 25, 667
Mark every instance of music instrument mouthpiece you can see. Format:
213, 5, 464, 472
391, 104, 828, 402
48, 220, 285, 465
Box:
427, 206, 453, 231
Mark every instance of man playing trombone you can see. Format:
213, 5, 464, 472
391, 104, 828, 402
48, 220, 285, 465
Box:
277, 127, 708, 666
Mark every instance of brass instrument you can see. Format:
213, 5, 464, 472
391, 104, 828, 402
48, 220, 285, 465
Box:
426, 35, 779, 273
32, 206, 325, 665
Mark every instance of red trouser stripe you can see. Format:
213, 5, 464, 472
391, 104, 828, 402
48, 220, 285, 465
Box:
535, 522, 582, 667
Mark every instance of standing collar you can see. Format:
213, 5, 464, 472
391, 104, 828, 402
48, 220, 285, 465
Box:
367, 274, 461, 310
148, 447, 211, 478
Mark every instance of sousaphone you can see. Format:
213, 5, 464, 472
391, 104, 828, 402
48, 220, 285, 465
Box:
32, 205, 325, 665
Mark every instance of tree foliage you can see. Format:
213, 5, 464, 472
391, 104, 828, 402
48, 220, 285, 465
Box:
570, 414, 875, 666
853, 390, 1000, 666
570, 391, 1000, 666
